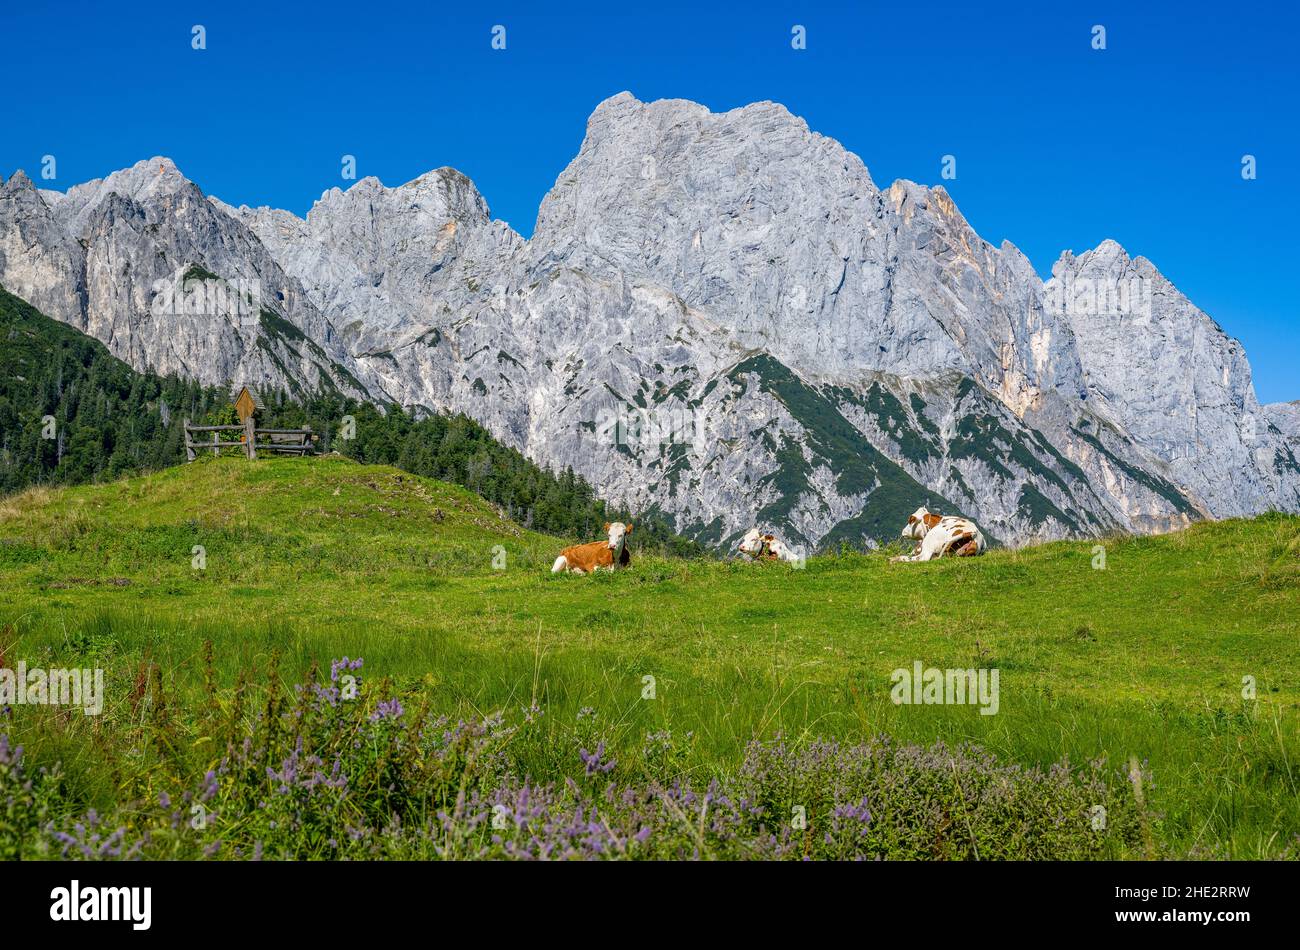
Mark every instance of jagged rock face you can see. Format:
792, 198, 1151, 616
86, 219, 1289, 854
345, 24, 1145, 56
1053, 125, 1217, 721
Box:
533, 95, 1086, 414
223, 168, 524, 360
1048, 241, 1300, 518
2, 97, 1297, 548
1267, 402, 1300, 446
0, 171, 87, 328
0, 159, 367, 400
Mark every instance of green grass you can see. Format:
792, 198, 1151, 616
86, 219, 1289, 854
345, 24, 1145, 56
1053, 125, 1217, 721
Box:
2, 455, 1299, 858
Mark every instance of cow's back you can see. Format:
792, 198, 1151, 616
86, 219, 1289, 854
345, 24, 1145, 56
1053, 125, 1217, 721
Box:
560, 540, 615, 572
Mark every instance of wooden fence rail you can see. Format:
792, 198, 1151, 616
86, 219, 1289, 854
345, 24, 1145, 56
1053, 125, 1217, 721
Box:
183, 418, 315, 461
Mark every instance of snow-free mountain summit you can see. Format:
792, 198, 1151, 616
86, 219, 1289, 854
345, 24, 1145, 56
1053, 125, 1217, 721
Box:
2, 92, 1296, 548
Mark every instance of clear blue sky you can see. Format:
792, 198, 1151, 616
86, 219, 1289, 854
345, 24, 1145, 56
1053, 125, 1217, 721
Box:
7, 0, 1297, 402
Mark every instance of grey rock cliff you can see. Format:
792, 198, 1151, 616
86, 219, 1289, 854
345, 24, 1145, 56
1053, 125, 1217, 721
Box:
1266, 401, 1300, 446
1047, 240, 1300, 518
0, 158, 369, 399
3, 96, 1296, 548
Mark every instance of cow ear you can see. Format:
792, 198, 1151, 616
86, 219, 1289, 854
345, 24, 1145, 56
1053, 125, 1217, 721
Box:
626, 523, 633, 534
604, 522, 610, 532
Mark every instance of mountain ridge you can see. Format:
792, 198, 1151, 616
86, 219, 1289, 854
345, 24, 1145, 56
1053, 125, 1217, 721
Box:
4, 92, 1296, 549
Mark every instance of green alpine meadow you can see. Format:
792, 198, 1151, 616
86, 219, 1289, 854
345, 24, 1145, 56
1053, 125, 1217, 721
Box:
1, 455, 1297, 860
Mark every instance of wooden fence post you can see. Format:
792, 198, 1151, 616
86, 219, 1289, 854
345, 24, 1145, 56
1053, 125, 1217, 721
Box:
213, 431, 220, 457
184, 420, 195, 462
245, 416, 257, 460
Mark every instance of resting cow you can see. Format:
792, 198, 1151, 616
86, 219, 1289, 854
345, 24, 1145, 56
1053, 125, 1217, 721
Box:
738, 528, 802, 563
890, 507, 986, 562
551, 522, 633, 574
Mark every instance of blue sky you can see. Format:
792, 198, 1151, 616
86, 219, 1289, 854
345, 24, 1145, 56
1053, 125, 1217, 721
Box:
7, 0, 1298, 401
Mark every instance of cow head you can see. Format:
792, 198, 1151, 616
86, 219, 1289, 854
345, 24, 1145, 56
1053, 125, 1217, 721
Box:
738, 528, 778, 558
604, 521, 632, 551
902, 507, 941, 540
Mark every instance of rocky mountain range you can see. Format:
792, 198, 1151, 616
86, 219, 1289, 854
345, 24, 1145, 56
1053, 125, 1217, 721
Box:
3, 92, 1297, 549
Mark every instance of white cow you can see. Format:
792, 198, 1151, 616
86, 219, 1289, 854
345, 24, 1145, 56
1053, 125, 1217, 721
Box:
890, 507, 987, 562
738, 528, 802, 563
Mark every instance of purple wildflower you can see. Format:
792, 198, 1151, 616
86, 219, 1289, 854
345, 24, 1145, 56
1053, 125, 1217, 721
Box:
370, 698, 404, 722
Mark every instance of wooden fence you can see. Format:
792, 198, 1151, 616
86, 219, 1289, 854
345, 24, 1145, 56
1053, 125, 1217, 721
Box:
183, 418, 316, 461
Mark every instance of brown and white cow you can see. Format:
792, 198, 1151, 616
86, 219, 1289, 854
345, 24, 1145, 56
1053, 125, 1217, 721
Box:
551, 522, 633, 574
890, 507, 986, 562
738, 528, 802, 563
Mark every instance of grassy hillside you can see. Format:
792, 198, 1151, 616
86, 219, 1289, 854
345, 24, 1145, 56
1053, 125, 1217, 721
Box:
1, 456, 1298, 859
